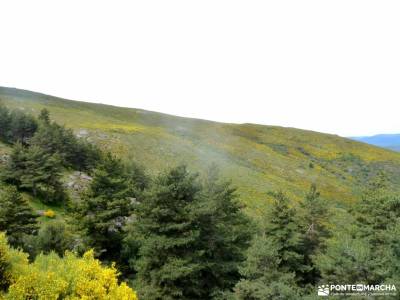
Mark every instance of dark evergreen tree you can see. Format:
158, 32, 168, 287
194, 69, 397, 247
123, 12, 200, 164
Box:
354, 172, 398, 241
126, 161, 150, 193
0, 103, 11, 143
195, 166, 252, 298
317, 174, 400, 286
265, 191, 304, 278
1, 144, 65, 203
22, 147, 65, 203
315, 228, 375, 284
71, 139, 101, 171
38, 108, 50, 124
351, 173, 400, 284
31, 120, 100, 170
133, 165, 203, 300
76, 153, 134, 262
387, 222, 400, 285
0, 186, 38, 248
0, 143, 26, 187
31, 122, 73, 164
298, 184, 330, 286
121, 163, 150, 275
235, 236, 300, 300
131, 165, 252, 299
235, 191, 304, 299
9, 110, 38, 145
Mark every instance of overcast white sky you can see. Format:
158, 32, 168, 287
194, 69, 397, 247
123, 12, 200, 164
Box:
1, 1, 399, 136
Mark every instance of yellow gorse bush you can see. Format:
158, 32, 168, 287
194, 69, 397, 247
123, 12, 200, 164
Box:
0, 233, 138, 300
43, 209, 56, 218
0, 233, 29, 290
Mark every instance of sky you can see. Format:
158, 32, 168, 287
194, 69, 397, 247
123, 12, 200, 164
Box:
1, 1, 399, 137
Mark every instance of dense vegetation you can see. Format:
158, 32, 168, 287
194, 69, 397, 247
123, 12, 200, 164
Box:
0, 233, 138, 299
2, 87, 400, 216
0, 90, 400, 299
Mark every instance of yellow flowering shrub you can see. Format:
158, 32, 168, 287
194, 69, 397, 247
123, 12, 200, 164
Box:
0, 233, 29, 291
1, 238, 138, 300
5, 271, 68, 299
43, 209, 56, 218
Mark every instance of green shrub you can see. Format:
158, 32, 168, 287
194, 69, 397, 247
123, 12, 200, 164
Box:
34, 221, 74, 257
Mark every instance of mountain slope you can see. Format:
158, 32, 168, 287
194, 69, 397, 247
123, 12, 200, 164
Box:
352, 134, 400, 152
2, 87, 400, 214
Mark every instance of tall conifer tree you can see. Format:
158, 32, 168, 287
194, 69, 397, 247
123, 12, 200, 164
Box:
235, 191, 304, 299
196, 166, 252, 298
0, 103, 11, 143
0, 186, 38, 247
77, 153, 133, 262
1, 144, 65, 203
298, 184, 330, 286
133, 165, 203, 300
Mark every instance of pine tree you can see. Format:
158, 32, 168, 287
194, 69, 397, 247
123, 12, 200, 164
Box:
131, 165, 253, 299
298, 184, 330, 286
0, 142, 26, 187
235, 236, 300, 300
31, 122, 76, 166
9, 110, 38, 145
387, 222, 400, 284
316, 174, 400, 286
38, 108, 50, 124
354, 172, 398, 242
0, 106, 38, 145
133, 165, 203, 300
126, 161, 150, 193
265, 191, 304, 277
0, 103, 11, 143
121, 163, 150, 275
315, 228, 375, 284
195, 165, 252, 297
0, 186, 38, 248
71, 139, 101, 171
235, 191, 304, 299
22, 146, 65, 203
31, 116, 100, 171
77, 153, 134, 262
1, 144, 65, 203
351, 173, 400, 284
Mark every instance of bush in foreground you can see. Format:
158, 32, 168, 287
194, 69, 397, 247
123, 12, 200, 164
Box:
0, 232, 138, 299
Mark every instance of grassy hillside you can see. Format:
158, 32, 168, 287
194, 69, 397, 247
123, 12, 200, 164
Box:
2, 86, 400, 215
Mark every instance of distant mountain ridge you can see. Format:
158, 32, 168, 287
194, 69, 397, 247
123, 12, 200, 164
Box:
1, 86, 400, 215
351, 134, 400, 151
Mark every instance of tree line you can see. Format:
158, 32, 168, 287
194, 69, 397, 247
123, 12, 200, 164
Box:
0, 103, 399, 299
